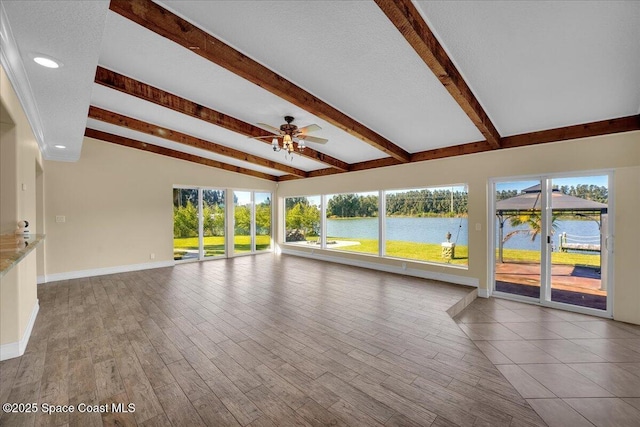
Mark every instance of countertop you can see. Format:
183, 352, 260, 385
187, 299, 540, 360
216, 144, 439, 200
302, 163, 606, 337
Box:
0, 234, 45, 278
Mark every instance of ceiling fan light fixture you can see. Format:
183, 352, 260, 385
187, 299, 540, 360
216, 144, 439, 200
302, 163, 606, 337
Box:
257, 116, 325, 160
283, 134, 293, 153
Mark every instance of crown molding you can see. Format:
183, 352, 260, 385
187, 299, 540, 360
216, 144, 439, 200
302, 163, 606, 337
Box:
0, 2, 48, 158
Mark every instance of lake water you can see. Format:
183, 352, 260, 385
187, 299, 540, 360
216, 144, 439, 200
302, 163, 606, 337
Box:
326, 217, 601, 250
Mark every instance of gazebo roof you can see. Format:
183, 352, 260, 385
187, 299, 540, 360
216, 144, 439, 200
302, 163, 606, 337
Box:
496, 185, 607, 214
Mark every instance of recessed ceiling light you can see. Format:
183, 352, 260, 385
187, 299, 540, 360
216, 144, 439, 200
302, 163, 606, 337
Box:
54, 145, 66, 149
33, 56, 60, 69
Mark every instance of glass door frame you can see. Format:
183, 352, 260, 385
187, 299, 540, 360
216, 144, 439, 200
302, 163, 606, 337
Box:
173, 185, 227, 263
488, 170, 614, 318
229, 189, 274, 258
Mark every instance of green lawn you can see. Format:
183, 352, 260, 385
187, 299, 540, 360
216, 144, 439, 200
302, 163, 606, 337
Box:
174, 235, 271, 259
499, 248, 600, 267
299, 237, 599, 268
175, 235, 599, 268
325, 237, 469, 266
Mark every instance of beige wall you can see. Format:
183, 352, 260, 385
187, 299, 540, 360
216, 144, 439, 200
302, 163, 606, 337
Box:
43, 136, 276, 275
277, 132, 640, 324
612, 165, 640, 324
0, 66, 41, 348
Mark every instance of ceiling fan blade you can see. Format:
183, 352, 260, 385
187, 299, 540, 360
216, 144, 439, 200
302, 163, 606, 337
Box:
256, 123, 282, 134
248, 135, 279, 140
298, 134, 328, 144
297, 124, 321, 134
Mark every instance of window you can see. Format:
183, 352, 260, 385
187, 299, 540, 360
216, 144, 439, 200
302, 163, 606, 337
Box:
283, 185, 468, 267
385, 186, 468, 265
284, 196, 321, 244
326, 192, 379, 255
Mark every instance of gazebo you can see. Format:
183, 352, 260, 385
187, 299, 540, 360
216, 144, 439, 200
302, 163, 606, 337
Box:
495, 184, 608, 263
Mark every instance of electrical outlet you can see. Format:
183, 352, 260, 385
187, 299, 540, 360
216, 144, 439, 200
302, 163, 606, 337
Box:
150, 253, 155, 260
475, 223, 481, 231
55, 215, 65, 223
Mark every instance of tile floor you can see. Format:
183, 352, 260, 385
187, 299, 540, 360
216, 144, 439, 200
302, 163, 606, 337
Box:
454, 297, 640, 427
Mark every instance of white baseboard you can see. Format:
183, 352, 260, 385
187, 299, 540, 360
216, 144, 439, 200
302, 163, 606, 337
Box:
281, 248, 479, 288
0, 299, 39, 361
38, 260, 175, 283
477, 288, 491, 298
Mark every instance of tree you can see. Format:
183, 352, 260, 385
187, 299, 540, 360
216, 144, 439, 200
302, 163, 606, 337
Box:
285, 197, 309, 209
203, 202, 225, 236
285, 202, 320, 238
173, 201, 198, 238
256, 200, 271, 235
503, 212, 559, 243
234, 205, 251, 235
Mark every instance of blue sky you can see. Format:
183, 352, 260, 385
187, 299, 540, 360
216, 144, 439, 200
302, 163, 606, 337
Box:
497, 175, 608, 192
235, 191, 271, 206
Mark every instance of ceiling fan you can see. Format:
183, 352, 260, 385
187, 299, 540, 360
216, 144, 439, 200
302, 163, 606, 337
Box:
253, 116, 328, 155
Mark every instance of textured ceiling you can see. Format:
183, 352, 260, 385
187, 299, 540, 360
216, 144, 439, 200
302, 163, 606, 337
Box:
1, 0, 639, 178
415, 0, 640, 136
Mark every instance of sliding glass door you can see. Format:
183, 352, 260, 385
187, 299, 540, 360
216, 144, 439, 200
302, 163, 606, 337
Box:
255, 192, 272, 252
233, 190, 273, 254
492, 173, 611, 315
494, 180, 543, 299
173, 188, 200, 261
174, 187, 226, 261
549, 175, 608, 310
234, 191, 252, 254
203, 189, 225, 258
174, 187, 272, 261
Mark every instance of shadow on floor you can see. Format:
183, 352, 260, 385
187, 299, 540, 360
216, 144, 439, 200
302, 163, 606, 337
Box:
496, 281, 606, 310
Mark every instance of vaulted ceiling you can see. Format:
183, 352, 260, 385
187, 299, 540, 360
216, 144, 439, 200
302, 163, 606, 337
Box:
2, 0, 639, 181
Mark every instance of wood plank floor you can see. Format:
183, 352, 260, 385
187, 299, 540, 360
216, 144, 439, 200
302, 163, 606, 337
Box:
1, 254, 548, 426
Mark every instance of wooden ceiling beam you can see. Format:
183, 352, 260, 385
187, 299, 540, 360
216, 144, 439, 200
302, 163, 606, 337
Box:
350, 157, 404, 172
276, 174, 301, 182
94, 67, 350, 171
411, 115, 640, 162
411, 140, 493, 162
85, 128, 278, 181
88, 106, 306, 178
109, 0, 411, 163
501, 115, 640, 149
306, 168, 345, 178
375, 0, 502, 149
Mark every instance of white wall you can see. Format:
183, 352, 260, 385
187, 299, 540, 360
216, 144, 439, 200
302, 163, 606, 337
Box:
277, 132, 640, 325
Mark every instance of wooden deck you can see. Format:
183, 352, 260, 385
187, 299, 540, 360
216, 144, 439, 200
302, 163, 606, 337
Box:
495, 261, 605, 296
